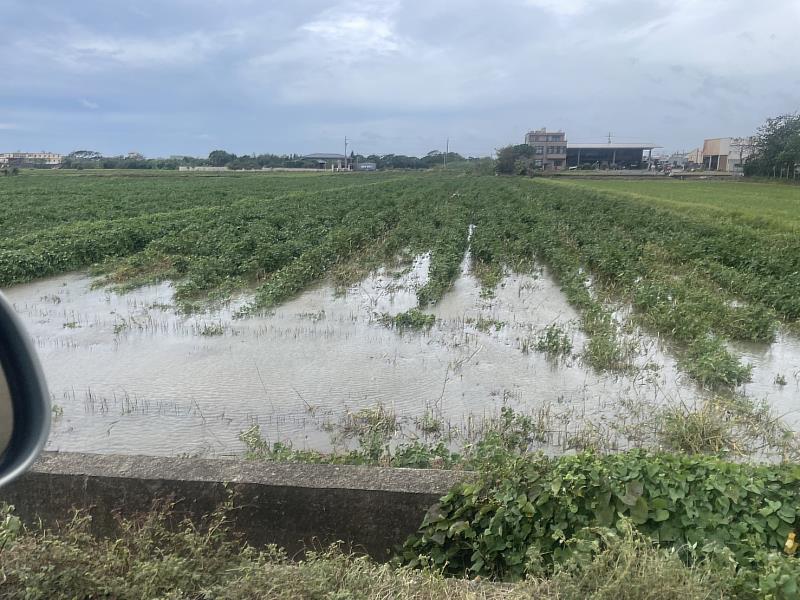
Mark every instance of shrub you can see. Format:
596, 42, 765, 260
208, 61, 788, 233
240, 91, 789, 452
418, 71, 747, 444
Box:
403, 449, 800, 595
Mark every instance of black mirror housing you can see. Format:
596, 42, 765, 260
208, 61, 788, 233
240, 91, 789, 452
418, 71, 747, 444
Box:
0, 292, 50, 488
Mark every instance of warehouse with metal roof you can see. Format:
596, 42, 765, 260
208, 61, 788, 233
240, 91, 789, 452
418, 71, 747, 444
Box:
565, 143, 660, 169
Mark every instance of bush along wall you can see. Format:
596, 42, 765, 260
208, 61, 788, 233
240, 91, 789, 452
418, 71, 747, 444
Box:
403, 450, 800, 598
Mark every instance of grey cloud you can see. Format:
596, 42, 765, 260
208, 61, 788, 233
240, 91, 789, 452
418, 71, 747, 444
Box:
0, 0, 798, 157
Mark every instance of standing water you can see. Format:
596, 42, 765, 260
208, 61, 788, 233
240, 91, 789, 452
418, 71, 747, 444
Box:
4, 250, 799, 456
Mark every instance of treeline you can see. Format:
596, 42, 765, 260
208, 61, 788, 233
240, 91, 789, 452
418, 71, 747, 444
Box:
744, 113, 800, 178
62, 151, 204, 170
208, 149, 475, 171
61, 149, 486, 171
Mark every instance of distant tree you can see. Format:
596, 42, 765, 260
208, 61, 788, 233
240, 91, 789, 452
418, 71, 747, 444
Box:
462, 157, 496, 176
62, 150, 103, 169
208, 150, 236, 167
68, 150, 102, 161
744, 113, 800, 177
495, 144, 536, 175
11, 167, 19, 176
228, 156, 259, 170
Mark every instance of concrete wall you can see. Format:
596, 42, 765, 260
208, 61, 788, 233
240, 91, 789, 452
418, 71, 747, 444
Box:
0, 452, 469, 559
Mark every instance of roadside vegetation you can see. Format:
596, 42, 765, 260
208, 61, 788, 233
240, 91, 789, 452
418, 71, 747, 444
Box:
204, 399, 800, 598
4, 401, 800, 598
0, 500, 736, 600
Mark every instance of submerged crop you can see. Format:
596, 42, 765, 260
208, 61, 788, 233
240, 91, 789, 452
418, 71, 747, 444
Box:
2, 171, 798, 390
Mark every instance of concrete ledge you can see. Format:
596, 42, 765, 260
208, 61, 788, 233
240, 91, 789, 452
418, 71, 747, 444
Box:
0, 452, 471, 559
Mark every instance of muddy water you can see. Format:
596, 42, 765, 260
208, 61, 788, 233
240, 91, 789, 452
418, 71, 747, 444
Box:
734, 333, 800, 428
4, 254, 799, 457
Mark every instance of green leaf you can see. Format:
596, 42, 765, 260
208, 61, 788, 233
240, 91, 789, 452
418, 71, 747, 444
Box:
448, 521, 471, 537
551, 477, 563, 495
595, 492, 614, 527
630, 497, 649, 524
653, 508, 670, 522
777, 504, 796, 524
759, 500, 782, 517
619, 481, 644, 507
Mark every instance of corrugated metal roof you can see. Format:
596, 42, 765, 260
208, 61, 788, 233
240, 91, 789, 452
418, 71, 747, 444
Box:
567, 143, 661, 150
302, 153, 346, 159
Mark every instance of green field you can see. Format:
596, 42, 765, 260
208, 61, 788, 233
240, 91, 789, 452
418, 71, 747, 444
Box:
558, 178, 800, 231
1, 170, 799, 387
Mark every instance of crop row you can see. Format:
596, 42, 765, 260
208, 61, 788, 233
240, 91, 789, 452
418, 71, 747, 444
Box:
2, 172, 796, 388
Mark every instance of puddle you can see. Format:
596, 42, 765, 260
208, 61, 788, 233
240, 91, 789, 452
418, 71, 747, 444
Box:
4, 252, 799, 458
733, 332, 800, 428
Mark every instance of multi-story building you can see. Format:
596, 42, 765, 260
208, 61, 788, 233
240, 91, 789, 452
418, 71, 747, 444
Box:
524, 128, 567, 170
0, 152, 64, 168
702, 137, 755, 172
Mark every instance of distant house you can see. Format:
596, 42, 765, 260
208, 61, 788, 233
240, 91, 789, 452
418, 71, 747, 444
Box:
702, 137, 755, 172
525, 128, 660, 170
178, 166, 229, 172
685, 148, 703, 168
302, 153, 349, 170
357, 162, 377, 171
0, 152, 63, 168
524, 128, 567, 170
667, 150, 704, 169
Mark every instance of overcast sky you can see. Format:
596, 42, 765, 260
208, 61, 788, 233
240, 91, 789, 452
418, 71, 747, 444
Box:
1, 0, 798, 158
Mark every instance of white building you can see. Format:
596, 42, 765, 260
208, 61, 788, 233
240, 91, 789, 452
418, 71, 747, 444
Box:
0, 152, 64, 167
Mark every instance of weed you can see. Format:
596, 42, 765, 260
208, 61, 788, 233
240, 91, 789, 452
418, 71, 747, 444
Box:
679, 336, 752, 389
0, 501, 732, 600
199, 322, 225, 336
414, 411, 444, 436
533, 323, 573, 358
379, 309, 435, 331
50, 404, 64, 419
657, 395, 798, 459
474, 316, 505, 333
658, 402, 735, 454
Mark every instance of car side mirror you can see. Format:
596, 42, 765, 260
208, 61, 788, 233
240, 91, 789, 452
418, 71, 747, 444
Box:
0, 292, 50, 488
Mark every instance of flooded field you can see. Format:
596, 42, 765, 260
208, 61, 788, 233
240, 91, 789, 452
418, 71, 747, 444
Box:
5, 250, 800, 458
3, 172, 800, 459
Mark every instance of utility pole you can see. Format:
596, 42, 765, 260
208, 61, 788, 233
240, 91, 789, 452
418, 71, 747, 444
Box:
444, 137, 449, 169
344, 136, 348, 171
607, 132, 612, 144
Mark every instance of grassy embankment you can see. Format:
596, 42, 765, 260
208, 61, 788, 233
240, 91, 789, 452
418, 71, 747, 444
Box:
2, 446, 800, 598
